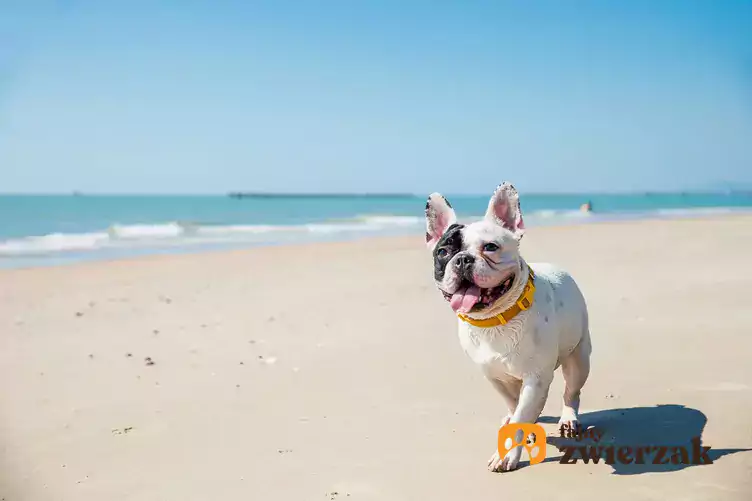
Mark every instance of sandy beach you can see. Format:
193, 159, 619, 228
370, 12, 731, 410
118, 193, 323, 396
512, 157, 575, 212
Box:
1, 215, 751, 501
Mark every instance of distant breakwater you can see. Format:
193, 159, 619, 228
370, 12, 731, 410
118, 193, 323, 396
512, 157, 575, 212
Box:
227, 192, 419, 199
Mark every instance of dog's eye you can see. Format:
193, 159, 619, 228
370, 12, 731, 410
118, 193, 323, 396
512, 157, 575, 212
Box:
437, 248, 448, 258
483, 243, 499, 252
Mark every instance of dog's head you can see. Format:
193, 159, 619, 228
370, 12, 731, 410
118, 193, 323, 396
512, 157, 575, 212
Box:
425, 182, 526, 316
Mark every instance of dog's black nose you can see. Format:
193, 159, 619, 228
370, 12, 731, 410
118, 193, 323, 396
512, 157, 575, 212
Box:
457, 254, 475, 267
456, 254, 475, 280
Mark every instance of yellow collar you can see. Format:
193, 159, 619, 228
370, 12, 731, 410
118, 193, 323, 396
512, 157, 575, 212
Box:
457, 268, 536, 328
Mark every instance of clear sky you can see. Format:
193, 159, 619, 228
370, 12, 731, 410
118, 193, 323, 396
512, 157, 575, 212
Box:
1, 0, 751, 194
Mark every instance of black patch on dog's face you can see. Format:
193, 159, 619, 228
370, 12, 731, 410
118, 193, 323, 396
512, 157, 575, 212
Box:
433, 223, 464, 281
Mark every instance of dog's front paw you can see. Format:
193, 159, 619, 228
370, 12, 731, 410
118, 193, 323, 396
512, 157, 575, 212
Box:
558, 411, 581, 437
487, 450, 503, 472
488, 446, 522, 472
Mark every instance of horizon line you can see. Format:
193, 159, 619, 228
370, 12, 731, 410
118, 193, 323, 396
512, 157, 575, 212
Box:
0, 189, 750, 197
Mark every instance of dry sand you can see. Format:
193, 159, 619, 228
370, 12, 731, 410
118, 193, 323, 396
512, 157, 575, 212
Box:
1, 215, 751, 500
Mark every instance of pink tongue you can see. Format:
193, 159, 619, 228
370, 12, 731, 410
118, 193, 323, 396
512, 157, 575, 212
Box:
450, 285, 482, 313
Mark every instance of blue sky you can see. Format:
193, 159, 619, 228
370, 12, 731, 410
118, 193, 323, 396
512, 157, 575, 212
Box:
1, 0, 751, 194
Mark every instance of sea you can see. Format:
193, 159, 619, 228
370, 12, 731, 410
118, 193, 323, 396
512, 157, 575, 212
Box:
1, 192, 751, 269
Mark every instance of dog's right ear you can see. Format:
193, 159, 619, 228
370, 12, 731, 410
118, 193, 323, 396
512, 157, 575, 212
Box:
485, 182, 525, 240
425, 193, 457, 250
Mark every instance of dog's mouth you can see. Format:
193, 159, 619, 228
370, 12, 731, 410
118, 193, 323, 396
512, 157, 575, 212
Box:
441, 275, 516, 314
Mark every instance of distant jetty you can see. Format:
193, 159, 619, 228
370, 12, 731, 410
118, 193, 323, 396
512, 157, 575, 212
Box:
228, 192, 418, 199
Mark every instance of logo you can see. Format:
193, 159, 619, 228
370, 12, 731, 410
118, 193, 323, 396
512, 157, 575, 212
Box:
556, 423, 713, 465
497, 423, 546, 466
496, 422, 714, 467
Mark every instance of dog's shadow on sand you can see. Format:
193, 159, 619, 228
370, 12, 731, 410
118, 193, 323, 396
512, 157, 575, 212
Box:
533, 404, 750, 475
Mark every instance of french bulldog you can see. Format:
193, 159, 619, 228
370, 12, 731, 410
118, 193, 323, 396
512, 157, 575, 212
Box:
425, 182, 592, 472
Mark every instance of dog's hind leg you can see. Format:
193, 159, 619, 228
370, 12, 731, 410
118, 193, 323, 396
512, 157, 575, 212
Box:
559, 331, 591, 433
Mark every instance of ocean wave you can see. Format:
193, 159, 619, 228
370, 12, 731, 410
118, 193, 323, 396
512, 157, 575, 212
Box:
0, 232, 110, 256
0, 215, 424, 257
1, 207, 746, 258
652, 207, 739, 217
196, 224, 293, 235
527, 209, 593, 219
354, 215, 423, 226
306, 214, 423, 233
108, 223, 186, 239
305, 223, 383, 233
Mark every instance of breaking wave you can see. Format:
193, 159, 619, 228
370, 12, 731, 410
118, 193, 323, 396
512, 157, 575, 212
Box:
0, 208, 744, 259
0, 216, 424, 257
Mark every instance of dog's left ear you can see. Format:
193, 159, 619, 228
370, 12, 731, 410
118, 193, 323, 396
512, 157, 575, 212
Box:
425, 192, 457, 250
485, 182, 525, 240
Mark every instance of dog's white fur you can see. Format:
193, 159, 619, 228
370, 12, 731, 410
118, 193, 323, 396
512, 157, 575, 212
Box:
425, 183, 592, 472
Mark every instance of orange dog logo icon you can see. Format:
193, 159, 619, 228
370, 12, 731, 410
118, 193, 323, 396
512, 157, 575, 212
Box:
498, 423, 546, 465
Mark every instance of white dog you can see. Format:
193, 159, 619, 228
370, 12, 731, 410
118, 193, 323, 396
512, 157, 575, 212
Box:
425, 182, 592, 472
